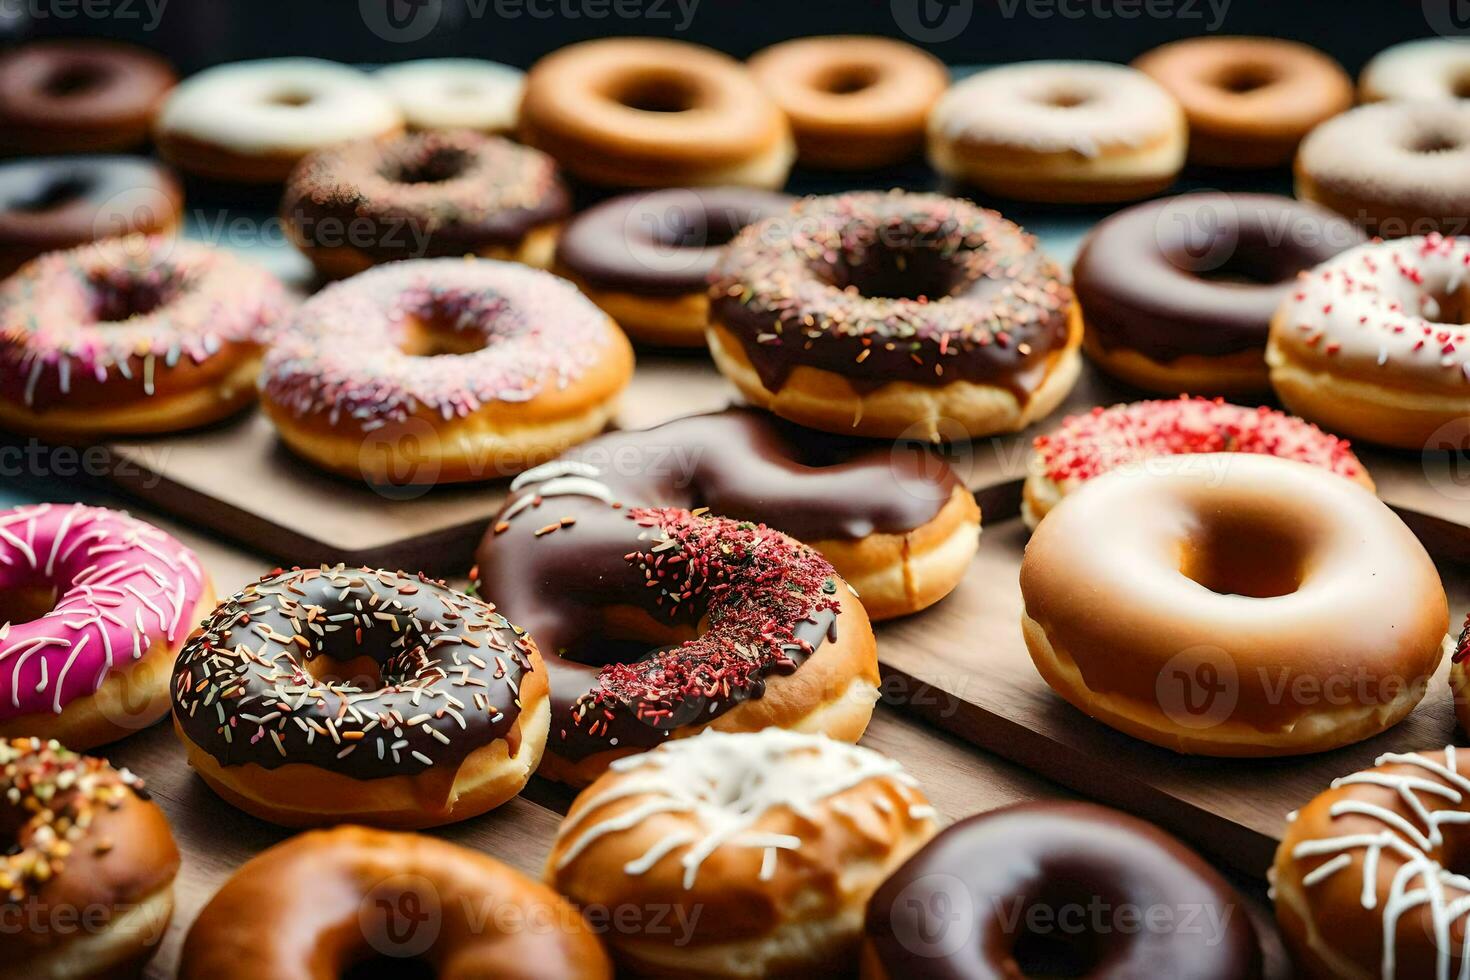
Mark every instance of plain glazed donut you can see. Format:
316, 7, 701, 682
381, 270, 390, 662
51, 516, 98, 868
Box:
376, 58, 525, 135
478, 407, 979, 621
927, 61, 1186, 203
0, 503, 212, 751
0, 156, 182, 278
1267, 234, 1470, 450
181, 825, 612, 980
1019, 453, 1449, 757
547, 730, 937, 978
155, 59, 403, 184
0, 41, 175, 154
1023, 397, 1373, 528
1073, 192, 1365, 395
0, 236, 291, 439
475, 496, 879, 787
0, 738, 180, 979
747, 35, 949, 170
1360, 37, 1470, 102
707, 191, 1081, 441
554, 187, 793, 347
260, 258, 633, 484
864, 801, 1262, 979
1295, 101, 1470, 238
1273, 747, 1470, 978
519, 38, 794, 189
282, 130, 570, 280
170, 565, 550, 829
1132, 37, 1352, 168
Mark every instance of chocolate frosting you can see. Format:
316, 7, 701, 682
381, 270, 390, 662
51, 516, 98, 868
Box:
0, 156, 180, 261
866, 801, 1263, 980
172, 566, 535, 780
555, 186, 794, 296
1073, 193, 1364, 361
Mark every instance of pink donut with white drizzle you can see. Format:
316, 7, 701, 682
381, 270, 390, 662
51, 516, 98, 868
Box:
1267, 233, 1470, 449
0, 235, 291, 439
0, 503, 214, 749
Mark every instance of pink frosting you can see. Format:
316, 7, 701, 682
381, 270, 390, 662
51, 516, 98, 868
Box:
0, 503, 206, 718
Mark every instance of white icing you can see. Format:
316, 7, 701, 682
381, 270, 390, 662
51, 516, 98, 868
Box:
377, 59, 524, 133
553, 729, 932, 889
1362, 39, 1470, 102
510, 458, 603, 490
158, 58, 402, 155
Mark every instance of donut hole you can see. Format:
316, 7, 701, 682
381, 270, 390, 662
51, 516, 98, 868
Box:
340, 955, 435, 980
1419, 283, 1470, 326
816, 62, 881, 95
385, 146, 473, 185
12, 175, 92, 213
395, 289, 517, 357
1454, 73, 1470, 99
816, 239, 967, 301
1179, 512, 1310, 599
41, 63, 109, 97
1407, 131, 1462, 154
1038, 89, 1092, 109
267, 89, 316, 108
652, 207, 743, 249
1007, 884, 1108, 977
611, 73, 700, 114
302, 653, 387, 691
0, 585, 59, 629
399, 313, 491, 357
85, 268, 185, 323
1215, 64, 1277, 94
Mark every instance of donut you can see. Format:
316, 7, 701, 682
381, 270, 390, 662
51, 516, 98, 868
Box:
0, 40, 175, 154
1074, 193, 1365, 395
1024, 397, 1374, 528
1267, 234, 1470, 450
155, 59, 403, 184
1132, 37, 1352, 168
747, 35, 948, 170
170, 564, 550, 829
519, 38, 794, 189
927, 61, 1186, 203
1360, 37, 1470, 102
181, 825, 611, 980
0, 236, 291, 439
547, 729, 937, 978
0, 503, 212, 751
1295, 101, 1470, 238
0, 156, 182, 278
376, 58, 525, 135
0, 738, 179, 978
282, 130, 570, 280
864, 801, 1263, 979
1273, 747, 1470, 978
707, 191, 1082, 441
554, 187, 792, 347
1019, 453, 1449, 757
260, 258, 633, 484
474, 495, 880, 786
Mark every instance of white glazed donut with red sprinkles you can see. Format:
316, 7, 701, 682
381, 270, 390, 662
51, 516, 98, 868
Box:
0, 503, 214, 749
1023, 397, 1374, 527
1267, 233, 1470, 449
0, 235, 292, 438
260, 257, 634, 484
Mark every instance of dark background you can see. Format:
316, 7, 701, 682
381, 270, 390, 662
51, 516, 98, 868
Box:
0, 0, 1458, 73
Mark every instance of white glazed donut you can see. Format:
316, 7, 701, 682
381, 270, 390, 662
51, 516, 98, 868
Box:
927, 61, 1186, 203
1360, 37, 1470, 102
376, 58, 526, 134
155, 58, 403, 182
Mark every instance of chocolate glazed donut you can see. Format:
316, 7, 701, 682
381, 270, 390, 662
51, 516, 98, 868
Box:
863, 801, 1263, 980
0, 41, 176, 154
1074, 193, 1364, 396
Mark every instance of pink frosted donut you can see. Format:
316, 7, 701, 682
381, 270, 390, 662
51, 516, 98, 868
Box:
0, 503, 214, 749
1023, 396, 1374, 526
0, 235, 292, 438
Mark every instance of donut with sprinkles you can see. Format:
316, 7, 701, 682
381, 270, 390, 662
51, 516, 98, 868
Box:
0, 235, 291, 438
707, 190, 1082, 441
0, 503, 212, 749
1267, 233, 1470, 449
282, 129, 570, 281
170, 564, 550, 828
259, 257, 634, 484
1024, 397, 1374, 527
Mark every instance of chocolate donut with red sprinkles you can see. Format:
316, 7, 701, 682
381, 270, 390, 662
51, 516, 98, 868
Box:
707, 190, 1082, 440
282, 129, 570, 280
170, 564, 550, 828
1023, 396, 1373, 527
474, 487, 879, 786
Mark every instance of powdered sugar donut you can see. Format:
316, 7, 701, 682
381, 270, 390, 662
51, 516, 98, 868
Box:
260, 258, 633, 484
155, 59, 403, 183
0, 504, 213, 749
927, 61, 1186, 203
1267, 234, 1470, 449
1023, 397, 1373, 527
376, 58, 525, 135
1360, 37, 1470, 102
